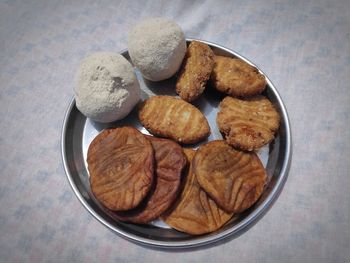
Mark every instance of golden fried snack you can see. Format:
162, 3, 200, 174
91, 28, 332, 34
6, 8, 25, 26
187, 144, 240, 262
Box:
176, 41, 214, 102
162, 148, 233, 235
217, 96, 280, 151
210, 56, 266, 97
139, 95, 210, 144
115, 136, 186, 224
193, 140, 267, 213
87, 127, 154, 211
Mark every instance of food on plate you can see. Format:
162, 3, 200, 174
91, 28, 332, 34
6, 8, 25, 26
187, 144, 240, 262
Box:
162, 149, 233, 235
138, 95, 210, 144
128, 17, 186, 81
87, 127, 154, 211
75, 52, 140, 123
176, 41, 214, 102
217, 96, 280, 151
193, 140, 267, 213
210, 56, 266, 97
115, 136, 186, 224
79, 29, 280, 234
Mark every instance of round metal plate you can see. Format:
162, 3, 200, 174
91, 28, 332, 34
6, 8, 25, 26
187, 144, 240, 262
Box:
61, 39, 292, 249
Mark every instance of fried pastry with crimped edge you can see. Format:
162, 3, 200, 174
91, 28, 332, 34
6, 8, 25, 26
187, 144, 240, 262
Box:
138, 95, 210, 144
162, 148, 233, 235
217, 96, 280, 151
87, 127, 154, 211
210, 56, 266, 97
176, 41, 214, 102
114, 135, 186, 224
193, 140, 267, 213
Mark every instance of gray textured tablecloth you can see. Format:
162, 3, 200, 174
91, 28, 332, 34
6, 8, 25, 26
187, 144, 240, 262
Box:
1, 0, 349, 262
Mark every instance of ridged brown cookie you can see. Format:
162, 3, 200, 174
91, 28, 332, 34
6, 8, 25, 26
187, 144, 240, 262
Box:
87, 127, 154, 211
217, 96, 280, 151
193, 140, 267, 213
162, 148, 233, 235
176, 41, 214, 102
210, 56, 266, 97
139, 95, 210, 144
115, 136, 186, 224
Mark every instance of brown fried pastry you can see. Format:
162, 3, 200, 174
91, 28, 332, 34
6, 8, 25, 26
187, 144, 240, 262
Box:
193, 140, 267, 213
87, 127, 154, 211
176, 41, 214, 102
115, 136, 186, 224
210, 56, 266, 97
162, 148, 233, 235
217, 96, 280, 151
138, 95, 210, 144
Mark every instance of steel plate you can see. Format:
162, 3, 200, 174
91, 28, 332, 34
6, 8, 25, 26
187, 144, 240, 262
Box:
61, 39, 292, 249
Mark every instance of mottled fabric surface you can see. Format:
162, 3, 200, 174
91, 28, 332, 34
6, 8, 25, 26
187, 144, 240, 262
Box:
1, 0, 350, 262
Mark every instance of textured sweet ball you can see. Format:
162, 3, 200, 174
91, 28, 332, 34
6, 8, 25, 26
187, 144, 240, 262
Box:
128, 18, 186, 81
75, 52, 140, 123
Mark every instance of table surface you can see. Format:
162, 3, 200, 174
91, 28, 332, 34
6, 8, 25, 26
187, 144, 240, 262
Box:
1, 0, 349, 262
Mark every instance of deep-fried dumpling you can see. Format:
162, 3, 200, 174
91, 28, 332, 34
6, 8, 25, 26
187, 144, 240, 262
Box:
139, 95, 210, 144
217, 96, 280, 151
210, 56, 266, 97
87, 127, 154, 211
176, 41, 214, 102
162, 148, 233, 235
193, 140, 267, 213
115, 136, 186, 223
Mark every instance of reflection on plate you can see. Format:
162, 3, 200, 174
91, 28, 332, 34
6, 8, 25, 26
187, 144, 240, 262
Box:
61, 39, 291, 249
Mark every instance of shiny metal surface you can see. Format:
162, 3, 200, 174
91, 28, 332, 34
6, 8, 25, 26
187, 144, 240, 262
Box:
61, 39, 292, 249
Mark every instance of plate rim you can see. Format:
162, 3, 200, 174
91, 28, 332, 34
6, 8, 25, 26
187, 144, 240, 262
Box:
61, 38, 292, 249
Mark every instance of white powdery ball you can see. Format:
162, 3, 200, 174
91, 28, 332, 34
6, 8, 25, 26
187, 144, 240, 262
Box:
75, 52, 140, 123
128, 17, 186, 81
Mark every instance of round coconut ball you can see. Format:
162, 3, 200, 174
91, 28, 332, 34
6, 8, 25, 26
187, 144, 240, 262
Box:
75, 52, 140, 123
128, 18, 186, 81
